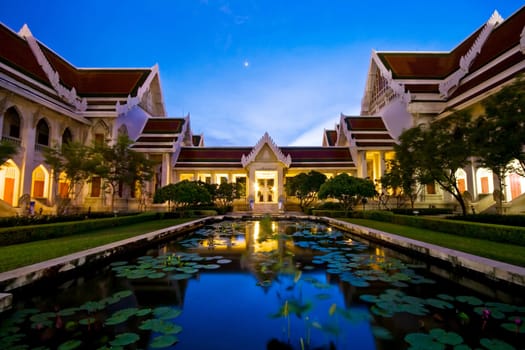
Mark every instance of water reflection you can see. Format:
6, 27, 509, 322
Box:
1, 219, 524, 350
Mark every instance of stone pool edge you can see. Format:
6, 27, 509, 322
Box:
324, 217, 525, 288
1, 214, 525, 312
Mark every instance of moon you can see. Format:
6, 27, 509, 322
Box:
243, 60, 249, 68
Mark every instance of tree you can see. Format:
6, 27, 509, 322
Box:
481, 77, 525, 176
284, 170, 327, 211
395, 111, 473, 215
43, 141, 94, 213
154, 180, 211, 213
380, 159, 421, 209
318, 173, 376, 215
0, 139, 17, 166
91, 135, 155, 212
469, 78, 525, 213
213, 182, 241, 212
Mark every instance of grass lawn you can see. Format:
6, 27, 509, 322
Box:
342, 218, 525, 267
0, 218, 194, 273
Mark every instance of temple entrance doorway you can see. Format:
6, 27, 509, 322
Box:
255, 171, 277, 203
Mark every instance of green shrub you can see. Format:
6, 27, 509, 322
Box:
390, 215, 525, 246
0, 213, 158, 246
311, 210, 349, 218
392, 208, 453, 216
361, 210, 395, 222
447, 214, 525, 227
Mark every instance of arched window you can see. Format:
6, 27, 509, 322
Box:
3, 107, 21, 139
118, 124, 128, 137
62, 128, 73, 145
36, 119, 49, 146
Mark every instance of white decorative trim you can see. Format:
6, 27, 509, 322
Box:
116, 64, 159, 115
439, 10, 503, 98
371, 51, 411, 103
520, 27, 525, 55
19, 25, 88, 112
241, 132, 291, 167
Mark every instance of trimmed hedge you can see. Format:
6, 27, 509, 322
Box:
311, 210, 349, 218
354, 211, 525, 246
0, 212, 138, 228
447, 214, 525, 227
391, 208, 453, 216
0, 213, 159, 246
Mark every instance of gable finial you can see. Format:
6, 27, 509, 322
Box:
18, 24, 32, 37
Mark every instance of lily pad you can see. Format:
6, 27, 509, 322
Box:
171, 273, 193, 280
57, 339, 82, 350
429, 329, 463, 346
150, 335, 179, 348
110, 332, 140, 346
217, 259, 232, 264
479, 338, 515, 350
153, 307, 182, 320
139, 319, 182, 334
404, 333, 445, 350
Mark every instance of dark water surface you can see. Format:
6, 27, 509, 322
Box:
1, 219, 524, 349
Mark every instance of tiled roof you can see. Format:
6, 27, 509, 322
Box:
376, 27, 482, 79
344, 116, 388, 131
142, 118, 184, 133
343, 115, 396, 149
176, 147, 250, 168
0, 24, 48, 85
324, 130, 338, 146
281, 147, 355, 168
130, 118, 185, 151
175, 146, 355, 169
0, 22, 153, 99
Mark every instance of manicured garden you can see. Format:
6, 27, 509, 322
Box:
0, 217, 194, 273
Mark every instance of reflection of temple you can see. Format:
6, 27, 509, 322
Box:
2, 7, 525, 215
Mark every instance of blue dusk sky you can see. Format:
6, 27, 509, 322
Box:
1, 1, 523, 146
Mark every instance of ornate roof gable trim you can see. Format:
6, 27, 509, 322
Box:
241, 132, 292, 167
116, 64, 159, 115
439, 10, 504, 98
19, 24, 88, 112
521, 25, 525, 54
371, 51, 411, 103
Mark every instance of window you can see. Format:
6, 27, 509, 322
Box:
91, 177, 101, 197
3, 107, 21, 138
426, 183, 436, 195
94, 133, 105, 146
62, 128, 72, 145
36, 119, 49, 146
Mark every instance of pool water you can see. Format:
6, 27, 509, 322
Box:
1, 219, 524, 349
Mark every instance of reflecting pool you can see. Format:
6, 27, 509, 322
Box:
1, 219, 524, 349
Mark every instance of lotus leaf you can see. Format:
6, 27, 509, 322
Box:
456, 296, 483, 306
425, 298, 454, 309
201, 264, 221, 269
429, 329, 463, 345
171, 273, 193, 280
150, 334, 179, 348
153, 307, 182, 320
57, 339, 82, 350
139, 319, 182, 334
501, 322, 525, 333
57, 308, 80, 316
78, 317, 96, 325
147, 272, 167, 279
109, 261, 128, 267
404, 333, 445, 350
372, 326, 393, 340
479, 338, 515, 350
110, 332, 140, 346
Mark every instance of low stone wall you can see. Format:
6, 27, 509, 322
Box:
323, 217, 525, 288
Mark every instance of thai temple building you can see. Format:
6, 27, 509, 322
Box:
1, 6, 525, 216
